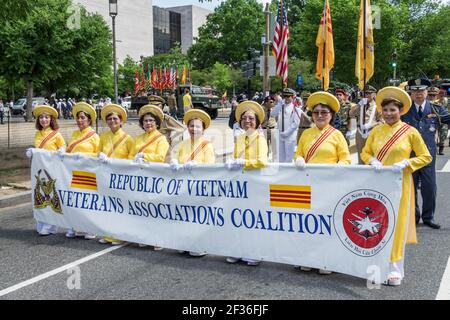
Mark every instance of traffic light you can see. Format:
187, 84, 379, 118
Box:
391, 51, 397, 68
241, 49, 261, 78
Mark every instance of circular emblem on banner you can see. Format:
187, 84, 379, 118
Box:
333, 190, 395, 257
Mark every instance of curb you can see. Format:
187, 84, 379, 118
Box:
0, 191, 31, 209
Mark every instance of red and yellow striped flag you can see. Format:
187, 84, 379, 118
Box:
355, 0, 374, 89
269, 184, 311, 209
71, 171, 97, 191
315, 0, 334, 91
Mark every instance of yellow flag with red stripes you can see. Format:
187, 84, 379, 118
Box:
270, 184, 311, 209
70, 171, 97, 191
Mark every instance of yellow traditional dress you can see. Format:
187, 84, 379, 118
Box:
66, 127, 99, 156
176, 136, 215, 164
34, 127, 66, 151
98, 128, 134, 159
294, 124, 351, 164
130, 129, 169, 163
361, 121, 432, 262
234, 131, 268, 169
98, 128, 133, 244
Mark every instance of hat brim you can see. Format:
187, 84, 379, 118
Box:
72, 102, 96, 123
183, 109, 211, 129
375, 86, 412, 115
101, 104, 127, 123
235, 101, 265, 123
139, 104, 164, 122
306, 92, 340, 113
147, 95, 165, 105
33, 105, 58, 119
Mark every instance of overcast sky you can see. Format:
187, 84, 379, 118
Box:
152, 0, 270, 11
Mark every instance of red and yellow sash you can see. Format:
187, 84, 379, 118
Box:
376, 123, 411, 162
38, 130, 58, 149
66, 130, 96, 153
305, 126, 336, 163
138, 133, 163, 154
107, 133, 128, 157
185, 140, 209, 163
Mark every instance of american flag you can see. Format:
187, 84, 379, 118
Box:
273, 0, 289, 86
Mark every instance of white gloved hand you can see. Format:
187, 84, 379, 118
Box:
345, 131, 352, 138
295, 156, 306, 170
280, 131, 289, 139
369, 157, 383, 171
391, 159, 410, 173
25, 148, 34, 159
98, 152, 110, 164
226, 158, 244, 170
361, 123, 372, 131
134, 152, 144, 163
57, 146, 66, 158
169, 159, 182, 172
72, 153, 83, 160
358, 98, 368, 107
183, 160, 198, 171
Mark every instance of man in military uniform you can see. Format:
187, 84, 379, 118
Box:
335, 88, 352, 145
271, 88, 302, 163
428, 87, 448, 155
349, 85, 383, 164
296, 91, 312, 144
261, 95, 278, 160
401, 78, 450, 229
147, 95, 185, 147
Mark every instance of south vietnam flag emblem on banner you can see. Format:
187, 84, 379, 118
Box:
70, 171, 97, 191
269, 184, 311, 209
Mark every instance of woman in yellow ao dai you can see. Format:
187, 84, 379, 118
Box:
361, 87, 431, 286
225, 100, 267, 266
294, 92, 350, 165
98, 104, 133, 245
174, 109, 215, 165
230, 100, 268, 170
130, 105, 169, 163
294, 92, 350, 275
65, 102, 100, 239
32, 105, 66, 236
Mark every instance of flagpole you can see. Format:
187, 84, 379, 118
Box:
362, 0, 367, 128
280, 0, 285, 132
280, 0, 286, 90
322, 0, 326, 91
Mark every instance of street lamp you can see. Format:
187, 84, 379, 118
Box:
109, 0, 118, 103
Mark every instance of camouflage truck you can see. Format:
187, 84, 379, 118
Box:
131, 84, 220, 119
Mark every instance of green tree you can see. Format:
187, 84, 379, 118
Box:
0, 0, 112, 119
188, 0, 265, 69
210, 62, 233, 94
118, 56, 139, 96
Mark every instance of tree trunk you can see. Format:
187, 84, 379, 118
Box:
26, 78, 33, 122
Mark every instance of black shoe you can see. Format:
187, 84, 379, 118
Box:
416, 217, 420, 224
423, 220, 441, 229
438, 146, 444, 155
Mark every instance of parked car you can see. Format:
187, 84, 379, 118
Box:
11, 97, 47, 116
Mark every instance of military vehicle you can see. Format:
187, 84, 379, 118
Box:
131, 84, 220, 119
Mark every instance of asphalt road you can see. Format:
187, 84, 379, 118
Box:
1, 150, 450, 301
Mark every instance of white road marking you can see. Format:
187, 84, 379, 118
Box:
436, 256, 450, 300
0, 243, 127, 297
438, 160, 450, 173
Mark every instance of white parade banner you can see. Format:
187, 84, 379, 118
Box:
31, 149, 403, 283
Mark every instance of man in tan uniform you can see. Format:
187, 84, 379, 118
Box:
349, 85, 383, 164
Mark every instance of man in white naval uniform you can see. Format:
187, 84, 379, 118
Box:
271, 88, 302, 163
